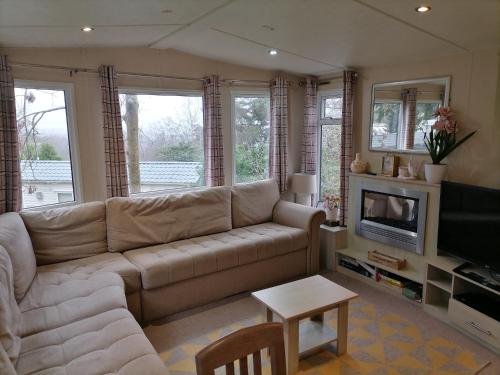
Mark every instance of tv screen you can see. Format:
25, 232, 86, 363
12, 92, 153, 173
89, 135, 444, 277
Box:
438, 181, 500, 273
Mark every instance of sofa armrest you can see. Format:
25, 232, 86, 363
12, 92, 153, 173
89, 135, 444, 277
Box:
272, 200, 326, 274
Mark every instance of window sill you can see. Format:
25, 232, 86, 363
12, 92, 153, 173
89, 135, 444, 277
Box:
129, 186, 207, 198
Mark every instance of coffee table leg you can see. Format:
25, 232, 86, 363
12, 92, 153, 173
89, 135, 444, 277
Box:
337, 302, 349, 355
266, 307, 273, 323
284, 319, 299, 374
311, 312, 324, 322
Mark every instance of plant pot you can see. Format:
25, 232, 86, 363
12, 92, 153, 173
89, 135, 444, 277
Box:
325, 208, 339, 222
424, 163, 448, 184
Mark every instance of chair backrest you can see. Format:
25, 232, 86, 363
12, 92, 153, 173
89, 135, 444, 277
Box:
195, 322, 286, 375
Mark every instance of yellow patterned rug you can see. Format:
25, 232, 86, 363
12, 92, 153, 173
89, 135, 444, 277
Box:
158, 297, 489, 375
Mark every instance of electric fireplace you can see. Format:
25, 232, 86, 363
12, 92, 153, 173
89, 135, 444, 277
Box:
355, 182, 428, 254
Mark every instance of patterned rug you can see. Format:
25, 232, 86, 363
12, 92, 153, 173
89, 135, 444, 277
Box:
158, 297, 489, 375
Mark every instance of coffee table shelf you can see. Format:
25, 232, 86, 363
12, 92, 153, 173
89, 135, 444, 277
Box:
298, 320, 337, 357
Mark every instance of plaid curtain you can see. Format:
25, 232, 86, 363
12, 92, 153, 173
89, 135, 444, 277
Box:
300, 77, 318, 175
203, 75, 224, 187
269, 77, 289, 193
99, 65, 129, 197
0, 56, 21, 213
339, 71, 357, 226
403, 88, 418, 150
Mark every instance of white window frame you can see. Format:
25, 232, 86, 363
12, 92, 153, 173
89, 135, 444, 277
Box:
317, 90, 342, 197
230, 90, 271, 185
117, 87, 205, 196
15, 80, 82, 211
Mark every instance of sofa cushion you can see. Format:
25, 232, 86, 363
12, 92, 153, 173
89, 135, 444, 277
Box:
0, 246, 22, 367
20, 201, 108, 265
124, 222, 308, 290
0, 213, 37, 301
16, 308, 168, 375
106, 187, 232, 252
36, 252, 141, 294
18, 270, 126, 337
231, 179, 280, 228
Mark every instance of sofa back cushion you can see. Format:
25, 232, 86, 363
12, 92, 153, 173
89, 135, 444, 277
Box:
20, 202, 108, 265
231, 179, 280, 228
106, 187, 232, 252
0, 245, 22, 368
0, 213, 36, 301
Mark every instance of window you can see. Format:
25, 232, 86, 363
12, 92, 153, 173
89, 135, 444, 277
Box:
118, 91, 204, 194
14, 81, 79, 209
232, 93, 270, 184
414, 101, 440, 150
371, 100, 403, 149
318, 93, 343, 198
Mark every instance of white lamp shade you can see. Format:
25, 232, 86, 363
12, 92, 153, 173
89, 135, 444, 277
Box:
291, 173, 317, 194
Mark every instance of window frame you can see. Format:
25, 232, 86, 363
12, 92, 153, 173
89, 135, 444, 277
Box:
317, 90, 342, 197
14, 79, 82, 211
117, 87, 205, 196
230, 89, 271, 185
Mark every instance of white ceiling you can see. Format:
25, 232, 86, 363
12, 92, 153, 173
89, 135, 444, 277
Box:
0, 0, 498, 75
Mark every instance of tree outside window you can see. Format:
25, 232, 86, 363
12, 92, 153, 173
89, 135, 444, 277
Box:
233, 95, 270, 183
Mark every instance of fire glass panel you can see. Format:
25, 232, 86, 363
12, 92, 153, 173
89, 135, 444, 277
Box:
362, 190, 419, 233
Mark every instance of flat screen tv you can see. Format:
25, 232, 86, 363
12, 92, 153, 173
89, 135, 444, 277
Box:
438, 181, 500, 273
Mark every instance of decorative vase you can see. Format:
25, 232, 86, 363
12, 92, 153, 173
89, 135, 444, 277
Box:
325, 208, 339, 222
350, 153, 367, 173
424, 163, 448, 184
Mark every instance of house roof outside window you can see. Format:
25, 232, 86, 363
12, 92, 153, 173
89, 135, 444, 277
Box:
20, 160, 203, 185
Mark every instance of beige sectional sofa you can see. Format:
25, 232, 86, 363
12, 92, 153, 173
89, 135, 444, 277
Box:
0, 179, 325, 375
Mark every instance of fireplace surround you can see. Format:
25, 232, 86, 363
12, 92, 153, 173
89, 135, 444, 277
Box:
355, 182, 428, 255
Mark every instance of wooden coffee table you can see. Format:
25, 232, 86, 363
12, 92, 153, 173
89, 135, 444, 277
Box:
252, 275, 358, 374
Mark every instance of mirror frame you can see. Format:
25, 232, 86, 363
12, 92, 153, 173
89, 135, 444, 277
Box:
368, 76, 451, 154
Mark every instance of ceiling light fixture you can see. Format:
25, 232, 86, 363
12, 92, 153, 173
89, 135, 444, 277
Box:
81, 26, 94, 32
269, 49, 278, 56
415, 5, 431, 13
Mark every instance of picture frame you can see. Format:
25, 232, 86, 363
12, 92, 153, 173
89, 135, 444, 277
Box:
381, 155, 399, 177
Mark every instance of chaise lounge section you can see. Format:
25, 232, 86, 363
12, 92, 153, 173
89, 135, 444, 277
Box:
0, 179, 325, 374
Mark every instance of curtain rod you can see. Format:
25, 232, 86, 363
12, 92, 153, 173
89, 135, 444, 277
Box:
10, 61, 293, 85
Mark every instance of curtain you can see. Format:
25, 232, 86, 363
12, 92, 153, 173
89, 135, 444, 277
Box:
269, 76, 289, 193
99, 65, 129, 198
300, 77, 318, 175
339, 71, 357, 226
0, 56, 21, 214
403, 88, 418, 150
203, 75, 225, 187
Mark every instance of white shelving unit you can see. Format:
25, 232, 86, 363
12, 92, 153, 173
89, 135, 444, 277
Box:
424, 256, 500, 354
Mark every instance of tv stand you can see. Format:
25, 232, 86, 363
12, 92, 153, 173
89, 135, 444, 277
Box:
453, 263, 500, 292
424, 256, 500, 354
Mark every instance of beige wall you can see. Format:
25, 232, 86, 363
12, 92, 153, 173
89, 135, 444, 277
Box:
0, 47, 305, 202
353, 49, 500, 189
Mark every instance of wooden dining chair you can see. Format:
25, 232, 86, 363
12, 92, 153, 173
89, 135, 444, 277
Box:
195, 322, 286, 375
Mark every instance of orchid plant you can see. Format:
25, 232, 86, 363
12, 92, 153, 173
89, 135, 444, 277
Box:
323, 194, 340, 211
423, 107, 476, 165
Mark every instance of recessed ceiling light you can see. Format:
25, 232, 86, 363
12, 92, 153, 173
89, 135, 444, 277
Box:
81, 26, 94, 32
269, 49, 278, 56
416, 5, 431, 13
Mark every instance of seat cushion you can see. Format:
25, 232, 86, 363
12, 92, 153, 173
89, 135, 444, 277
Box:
18, 270, 126, 337
0, 246, 22, 367
16, 308, 168, 375
231, 179, 280, 228
36, 252, 141, 294
106, 186, 232, 253
0, 212, 37, 301
125, 222, 308, 290
20, 201, 108, 265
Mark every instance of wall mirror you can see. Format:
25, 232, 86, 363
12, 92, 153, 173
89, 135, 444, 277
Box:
369, 76, 450, 153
